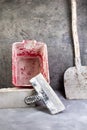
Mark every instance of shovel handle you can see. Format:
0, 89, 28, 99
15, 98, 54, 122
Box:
71, 0, 81, 67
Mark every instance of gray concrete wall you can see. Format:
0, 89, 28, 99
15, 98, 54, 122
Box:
0, 0, 87, 90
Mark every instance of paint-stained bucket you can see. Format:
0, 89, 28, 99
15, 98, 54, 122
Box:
12, 40, 50, 88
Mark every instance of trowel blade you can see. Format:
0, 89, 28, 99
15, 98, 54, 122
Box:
30, 73, 65, 114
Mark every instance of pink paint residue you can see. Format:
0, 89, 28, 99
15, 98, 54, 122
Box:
12, 40, 50, 88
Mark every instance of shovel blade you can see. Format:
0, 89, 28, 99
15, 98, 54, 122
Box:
64, 66, 87, 99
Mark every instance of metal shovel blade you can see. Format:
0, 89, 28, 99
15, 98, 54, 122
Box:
64, 66, 87, 99
30, 73, 65, 114
64, 0, 87, 99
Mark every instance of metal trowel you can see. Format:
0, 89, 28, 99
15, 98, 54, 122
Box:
64, 0, 87, 99
24, 73, 65, 115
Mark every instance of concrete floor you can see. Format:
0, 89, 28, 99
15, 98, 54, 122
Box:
0, 91, 87, 130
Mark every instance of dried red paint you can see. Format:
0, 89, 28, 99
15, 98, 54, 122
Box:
12, 40, 50, 88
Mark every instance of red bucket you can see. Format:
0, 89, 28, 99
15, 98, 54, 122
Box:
12, 40, 50, 88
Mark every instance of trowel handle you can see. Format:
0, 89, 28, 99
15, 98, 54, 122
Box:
24, 94, 41, 105
71, 0, 81, 67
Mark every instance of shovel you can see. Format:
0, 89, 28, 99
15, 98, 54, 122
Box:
64, 0, 87, 99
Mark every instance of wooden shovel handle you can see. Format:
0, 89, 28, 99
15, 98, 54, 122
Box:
71, 0, 81, 67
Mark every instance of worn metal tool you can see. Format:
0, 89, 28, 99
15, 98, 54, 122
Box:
64, 0, 87, 99
24, 73, 65, 115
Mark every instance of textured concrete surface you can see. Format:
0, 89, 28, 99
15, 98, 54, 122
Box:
0, 88, 34, 108
0, 91, 87, 130
0, 0, 87, 90
0, 1, 87, 129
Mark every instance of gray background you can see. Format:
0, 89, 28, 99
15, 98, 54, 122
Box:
0, 0, 87, 90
